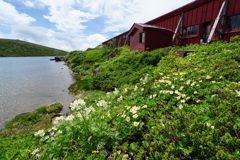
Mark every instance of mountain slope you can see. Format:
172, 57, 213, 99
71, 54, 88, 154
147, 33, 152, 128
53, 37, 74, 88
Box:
0, 39, 67, 57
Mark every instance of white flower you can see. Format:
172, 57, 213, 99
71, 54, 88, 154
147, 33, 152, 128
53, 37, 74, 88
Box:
133, 114, 138, 118
36, 154, 41, 158
75, 98, 86, 106
179, 104, 183, 109
44, 135, 50, 140
181, 94, 186, 98
96, 100, 108, 107
142, 105, 148, 109
126, 117, 130, 122
206, 122, 211, 127
117, 95, 123, 101
121, 114, 126, 118
179, 86, 184, 91
34, 130, 45, 137
31, 148, 40, 155
130, 106, 140, 114
211, 126, 215, 129
190, 82, 196, 86
113, 88, 119, 94
235, 90, 240, 97
125, 106, 131, 110
133, 122, 140, 126
85, 106, 95, 113
53, 116, 65, 124
51, 126, 57, 131
141, 88, 144, 91
186, 80, 191, 85
66, 114, 75, 121
175, 90, 181, 95
77, 113, 82, 118
206, 75, 212, 79
134, 86, 138, 91
180, 99, 186, 103
176, 96, 181, 100
70, 99, 86, 110
124, 88, 128, 93
160, 122, 165, 127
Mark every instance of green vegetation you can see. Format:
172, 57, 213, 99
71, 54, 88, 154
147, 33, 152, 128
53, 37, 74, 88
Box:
0, 103, 63, 137
0, 39, 67, 57
0, 39, 240, 159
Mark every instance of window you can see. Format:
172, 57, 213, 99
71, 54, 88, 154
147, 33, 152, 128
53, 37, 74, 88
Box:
121, 34, 128, 39
228, 14, 240, 31
183, 25, 198, 37
140, 32, 145, 43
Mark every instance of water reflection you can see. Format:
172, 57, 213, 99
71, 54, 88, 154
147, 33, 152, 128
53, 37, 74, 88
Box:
0, 57, 75, 128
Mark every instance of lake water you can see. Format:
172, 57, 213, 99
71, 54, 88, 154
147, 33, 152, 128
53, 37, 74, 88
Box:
0, 57, 75, 128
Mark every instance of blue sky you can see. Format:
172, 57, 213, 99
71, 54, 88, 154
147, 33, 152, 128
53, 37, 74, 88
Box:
0, 0, 193, 51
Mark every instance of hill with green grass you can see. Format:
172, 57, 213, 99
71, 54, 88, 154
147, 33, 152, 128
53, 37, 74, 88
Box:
0, 39, 67, 57
0, 36, 240, 159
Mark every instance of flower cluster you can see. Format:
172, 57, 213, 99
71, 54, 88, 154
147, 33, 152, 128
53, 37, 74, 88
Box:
70, 98, 86, 111
66, 114, 75, 121
31, 148, 41, 158
118, 105, 147, 127
96, 100, 108, 108
34, 129, 45, 137
113, 88, 119, 94
53, 116, 65, 124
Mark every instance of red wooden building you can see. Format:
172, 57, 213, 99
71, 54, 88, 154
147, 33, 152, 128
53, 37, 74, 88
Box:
102, 0, 240, 52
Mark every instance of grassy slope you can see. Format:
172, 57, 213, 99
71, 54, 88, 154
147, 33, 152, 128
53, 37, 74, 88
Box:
0, 40, 240, 159
0, 39, 67, 57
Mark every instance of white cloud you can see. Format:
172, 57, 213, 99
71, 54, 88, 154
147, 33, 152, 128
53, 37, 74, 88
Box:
22, 0, 35, 8
0, 0, 35, 25
3, 25, 106, 51
1, 0, 195, 51
101, 0, 194, 32
23, 0, 194, 33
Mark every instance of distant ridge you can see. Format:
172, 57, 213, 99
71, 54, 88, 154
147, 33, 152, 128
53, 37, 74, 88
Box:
0, 39, 68, 57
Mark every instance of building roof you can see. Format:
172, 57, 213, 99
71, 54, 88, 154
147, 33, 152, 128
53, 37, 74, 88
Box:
102, 31, 129, 44
128, 23, 174, 36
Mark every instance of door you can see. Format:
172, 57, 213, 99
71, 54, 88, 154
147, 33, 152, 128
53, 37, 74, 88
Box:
201, 22, 211, 43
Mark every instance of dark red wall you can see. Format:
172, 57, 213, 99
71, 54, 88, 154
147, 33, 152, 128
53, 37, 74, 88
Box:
103, 0, 240, 49
150, 0, 240, 45
130, 29, 145, 52
145, 28, 173, 51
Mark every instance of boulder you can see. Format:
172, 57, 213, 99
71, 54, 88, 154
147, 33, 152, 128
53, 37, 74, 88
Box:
92, 68, 103, 76
108, 49, 118, 60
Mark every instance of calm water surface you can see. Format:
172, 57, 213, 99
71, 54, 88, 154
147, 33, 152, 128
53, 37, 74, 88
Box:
0, 57, 75, 128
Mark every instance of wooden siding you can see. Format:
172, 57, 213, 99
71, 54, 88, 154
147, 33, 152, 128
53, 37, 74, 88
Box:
103, 0, 240, 50
145, 28, 173, 51
130, 29, 145, 52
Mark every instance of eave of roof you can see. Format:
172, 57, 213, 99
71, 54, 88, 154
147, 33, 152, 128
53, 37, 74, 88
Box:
128, 23, 174, 36
102, 31, 129, 44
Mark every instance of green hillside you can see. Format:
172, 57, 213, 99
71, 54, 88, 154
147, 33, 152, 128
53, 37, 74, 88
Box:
0, 39, 67, 57
0, 36, 240, 159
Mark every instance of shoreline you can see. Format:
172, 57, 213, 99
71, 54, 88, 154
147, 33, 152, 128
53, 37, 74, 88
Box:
0, 56, 75, 131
